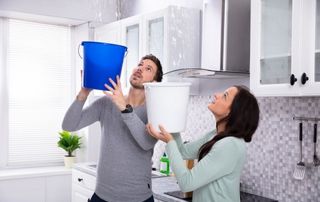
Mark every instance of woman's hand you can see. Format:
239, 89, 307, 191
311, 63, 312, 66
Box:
146, 124, 174, 143
104, 75, 127, 111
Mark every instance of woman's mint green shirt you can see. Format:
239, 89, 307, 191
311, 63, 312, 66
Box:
166, 130, 246, 202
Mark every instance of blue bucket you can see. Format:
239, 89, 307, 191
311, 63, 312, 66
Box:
80, 41, 127, 90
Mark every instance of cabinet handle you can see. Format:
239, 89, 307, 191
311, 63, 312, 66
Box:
78, 178, 83, 182
301, 73, 309, 85
290, 74, 297, 86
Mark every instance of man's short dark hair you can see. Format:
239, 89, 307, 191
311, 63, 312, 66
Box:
141, 54, 163, 82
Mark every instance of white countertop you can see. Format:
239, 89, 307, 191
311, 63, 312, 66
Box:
0, 166, 71, 180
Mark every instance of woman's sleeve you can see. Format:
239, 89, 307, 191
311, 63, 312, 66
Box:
62, 97, 104, 132
171, 130, 215, 160
166, 137, 241, 192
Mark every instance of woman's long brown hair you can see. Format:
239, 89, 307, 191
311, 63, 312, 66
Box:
198, 86, 260, 160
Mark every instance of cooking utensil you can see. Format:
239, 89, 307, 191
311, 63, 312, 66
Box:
313, 123, 320, 167
293, 122, 305, 180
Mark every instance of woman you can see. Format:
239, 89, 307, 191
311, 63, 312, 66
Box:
147, 86, 260, 202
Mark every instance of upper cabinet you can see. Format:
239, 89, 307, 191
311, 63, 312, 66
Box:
250, 0, 320, 96
94, 6, 201, 90
143, 6, 201, 74
119, 15, 142, 89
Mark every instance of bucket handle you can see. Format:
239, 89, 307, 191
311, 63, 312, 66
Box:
78, 44, 83, 59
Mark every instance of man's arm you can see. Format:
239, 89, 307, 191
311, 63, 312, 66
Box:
62, 89, 104, 131
121, 109, 157, 151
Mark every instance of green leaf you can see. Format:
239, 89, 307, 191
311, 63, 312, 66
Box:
57, 130, 82, 157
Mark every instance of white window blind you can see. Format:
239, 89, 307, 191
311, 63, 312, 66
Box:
7, 19, 72, 166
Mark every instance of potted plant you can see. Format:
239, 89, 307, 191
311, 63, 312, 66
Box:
57, 130, 82, 168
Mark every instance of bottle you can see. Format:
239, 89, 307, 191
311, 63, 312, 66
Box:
159, 153, 170, 176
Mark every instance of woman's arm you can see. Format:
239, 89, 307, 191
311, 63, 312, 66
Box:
146, 124, 215, 160
166, 137, 243, 192
172, 131, 215, 160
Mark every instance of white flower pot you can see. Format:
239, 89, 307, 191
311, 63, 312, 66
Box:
64, 156, 76, 168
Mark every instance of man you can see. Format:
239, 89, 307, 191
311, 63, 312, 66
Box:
62, 54, 163, 202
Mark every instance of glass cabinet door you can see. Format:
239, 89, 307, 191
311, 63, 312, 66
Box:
147, 17, 164, 67
315, 0, 320, 82
260, 0, 292, 84
124, 24, 139, 88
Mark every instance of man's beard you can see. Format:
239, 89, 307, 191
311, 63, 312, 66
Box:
130, 80, 144, 89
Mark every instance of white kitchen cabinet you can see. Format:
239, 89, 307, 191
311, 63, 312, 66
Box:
0, 174, 71, 202
250, 0, 320, 96
46, 175, 72, 202
0, 177, 45, 202
120, 15, 143, 89
94, 5, 201, 89
142, 6, 201, 75
94, 21, 123, 45
72, 169, 96, 202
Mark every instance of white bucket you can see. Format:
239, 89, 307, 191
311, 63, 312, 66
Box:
144, 82, 191, 133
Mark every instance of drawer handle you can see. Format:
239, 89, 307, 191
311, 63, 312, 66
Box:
78, 178, 83, 182
290, 74, 297, 86
301, 73, 309, 85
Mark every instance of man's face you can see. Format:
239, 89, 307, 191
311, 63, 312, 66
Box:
129, 59, 158, 89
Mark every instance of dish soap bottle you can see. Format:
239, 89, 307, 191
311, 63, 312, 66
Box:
159, 153, 170, 176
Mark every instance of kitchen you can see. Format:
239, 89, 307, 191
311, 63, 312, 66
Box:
0, 0, 319, 202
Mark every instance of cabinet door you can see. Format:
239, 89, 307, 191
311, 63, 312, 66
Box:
72, 169, 96, 202
95, 21, 122, 45
46, 175, 72, 202
72, 184, 93, 202
301, 0, 320, 95
316, 0, 320, 82
0, 177, 46, 202
143, 10, 166, 73
121, 16, 142, 91
251, 0, 300, 96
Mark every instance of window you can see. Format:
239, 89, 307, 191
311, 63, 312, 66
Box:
0, 18, 74, 167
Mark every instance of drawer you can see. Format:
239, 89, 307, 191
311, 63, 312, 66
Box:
72, 169, 96, 191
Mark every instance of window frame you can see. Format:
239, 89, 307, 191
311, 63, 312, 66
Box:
0, 17, 77, 169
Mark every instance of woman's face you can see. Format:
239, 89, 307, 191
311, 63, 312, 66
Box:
208, 87, 239, 121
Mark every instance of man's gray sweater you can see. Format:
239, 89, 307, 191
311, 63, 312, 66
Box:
62, 96, 157, 202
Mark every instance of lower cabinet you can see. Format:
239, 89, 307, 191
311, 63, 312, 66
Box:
72, 169, 166, 202
72, 169, 96, 202
0, 174, 71, 202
